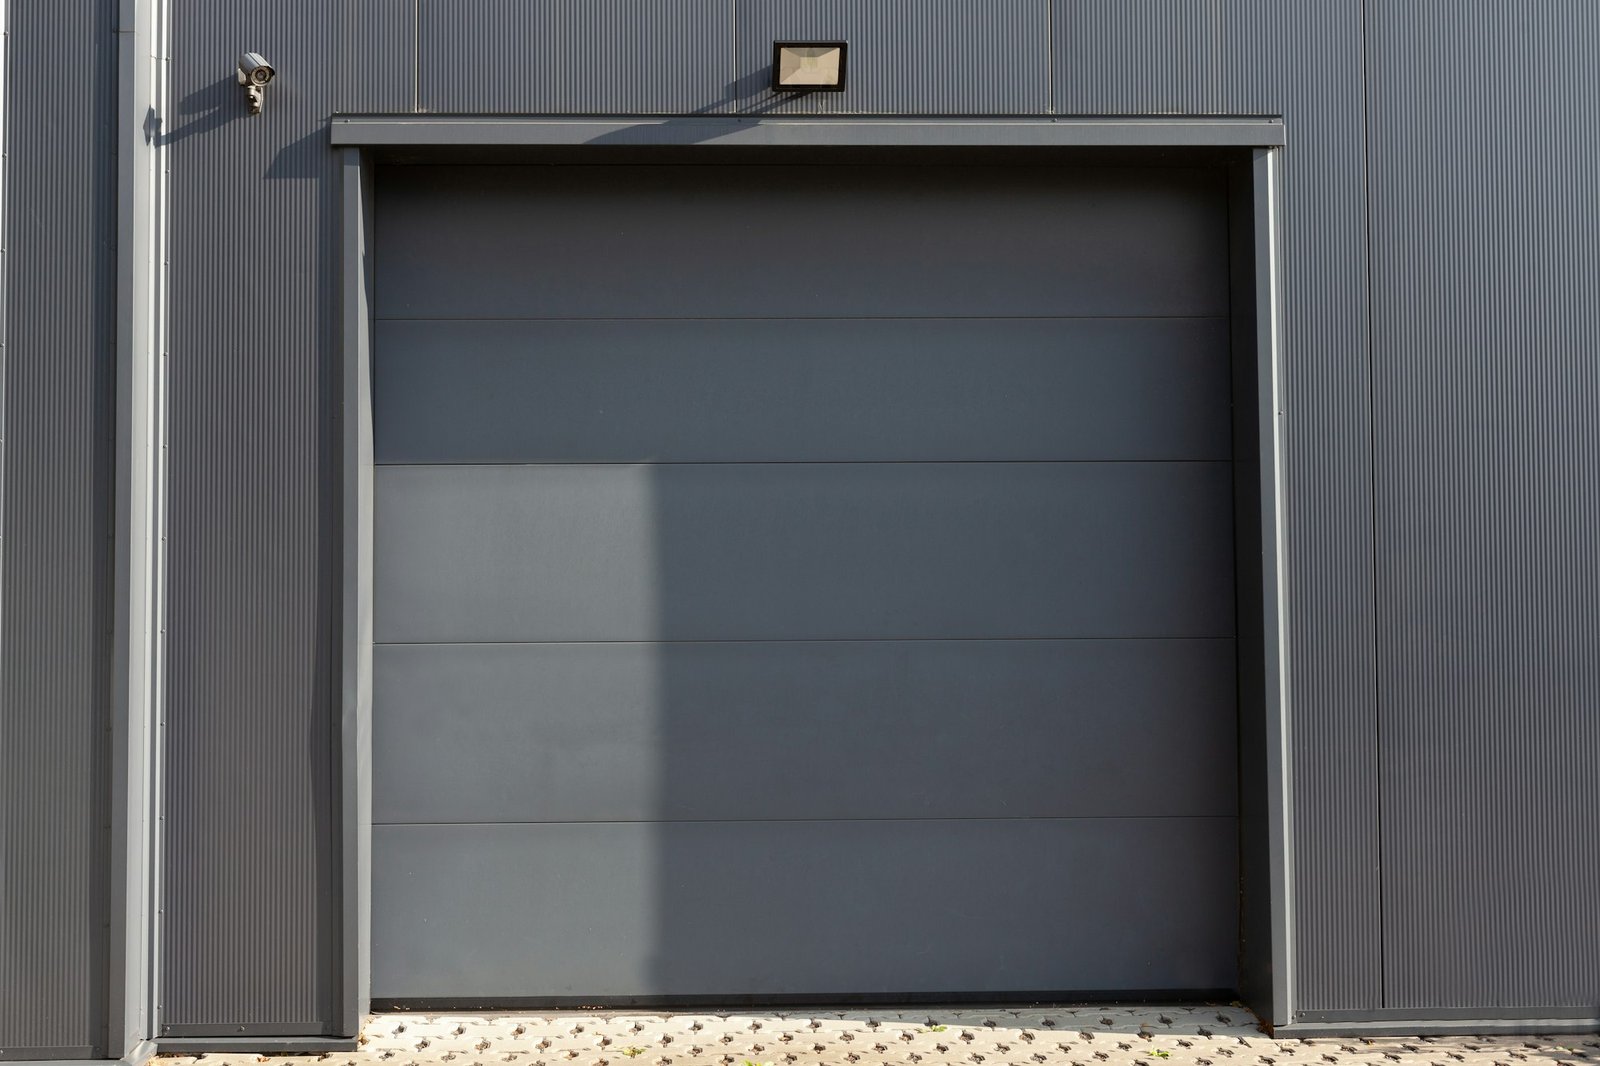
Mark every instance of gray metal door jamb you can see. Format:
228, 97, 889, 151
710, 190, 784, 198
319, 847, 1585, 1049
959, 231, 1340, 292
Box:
329, 115, 1284, 149
339, 147, 376, 1039
1251, 144, 1294, 1028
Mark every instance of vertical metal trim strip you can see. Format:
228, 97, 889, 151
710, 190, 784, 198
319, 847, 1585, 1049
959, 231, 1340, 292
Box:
1044, 0, 1054, 114
1253, 145, 1295, 1027
144, 0, 170, 1041
112, 0, 168, 1052
0, 0, 9, 956
111, 0, 150, 1053
339, 148, 374, 1037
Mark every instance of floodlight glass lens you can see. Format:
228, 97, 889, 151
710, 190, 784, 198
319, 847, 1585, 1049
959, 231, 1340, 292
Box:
776, 45, 843, 87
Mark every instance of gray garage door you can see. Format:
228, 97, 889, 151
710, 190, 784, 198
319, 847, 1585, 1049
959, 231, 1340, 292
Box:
370, 163, 1239, 1001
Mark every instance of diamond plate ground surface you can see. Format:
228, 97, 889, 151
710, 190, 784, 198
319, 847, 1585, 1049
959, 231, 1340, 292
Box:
157, 1008, 1599, 1066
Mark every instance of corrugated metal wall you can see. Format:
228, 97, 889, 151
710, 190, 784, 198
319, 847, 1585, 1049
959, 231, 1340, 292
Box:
736, 0, 1049, 114
0, 0, 117, 1058
1217, 2, 1385, 1016
156, 0, 417, 1038
417, 0, 727, 114
1366, 1, 1600, 1015
32, 0, 1585, 1043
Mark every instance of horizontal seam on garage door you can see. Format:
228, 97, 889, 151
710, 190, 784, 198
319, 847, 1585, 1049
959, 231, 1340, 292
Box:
373, 815, 1242, 827
372, 314, 1233, 322
372, 459, 1237, 467
372, 636, 1239, 646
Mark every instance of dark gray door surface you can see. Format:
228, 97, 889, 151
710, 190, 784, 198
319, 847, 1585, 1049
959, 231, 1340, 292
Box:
370, 164, 1238, 1000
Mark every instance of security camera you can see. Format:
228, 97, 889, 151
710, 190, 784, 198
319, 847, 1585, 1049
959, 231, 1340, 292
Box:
237, 52, 275, 114
238, 52, 274, 86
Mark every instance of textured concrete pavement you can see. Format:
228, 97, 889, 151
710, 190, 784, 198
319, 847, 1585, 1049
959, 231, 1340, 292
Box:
157, 1006, 1598, 1066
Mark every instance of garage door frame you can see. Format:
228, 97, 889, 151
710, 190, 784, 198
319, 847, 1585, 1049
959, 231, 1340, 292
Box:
332, 116, 1291, 1032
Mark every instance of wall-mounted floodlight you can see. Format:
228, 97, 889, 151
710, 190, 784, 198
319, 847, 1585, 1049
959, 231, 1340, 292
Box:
771, 41, 848, 92
237, 52, 276, 115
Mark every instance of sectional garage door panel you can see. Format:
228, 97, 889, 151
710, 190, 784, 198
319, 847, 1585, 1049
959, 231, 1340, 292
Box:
376, 165, 1229, 320
373, 638, 1239, 825
372, 318, 1233, 464
371, 161, 1238, 1000
372, 818, 1241, 1000
373, 461, 1235, 644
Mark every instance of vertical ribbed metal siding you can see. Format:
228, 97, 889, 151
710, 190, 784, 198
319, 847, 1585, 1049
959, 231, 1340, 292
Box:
159, 0, 396, 1036
1051, 0, 1383, 1015
0, 0, 116, 1058
1219, 1, 1383, 1017
415, 1, 1049, 118
1053, 0, 1224, 115
417, 0, 729, 115
734, 0, 1048, 115
340, 0, 418, 115
1367, 2, 1600, 1012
